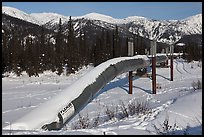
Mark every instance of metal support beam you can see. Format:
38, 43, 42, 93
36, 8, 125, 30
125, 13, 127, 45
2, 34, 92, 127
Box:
152, 57, 156, 94
170, 55, 173, 81
170, 45, 174, 81
128, 38, 134, 94
151, 40, 157, 94
165, 47, 169, 66
129, 71, 133, 94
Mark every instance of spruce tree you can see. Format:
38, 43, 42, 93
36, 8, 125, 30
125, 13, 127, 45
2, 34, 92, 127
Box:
39, 25, 46, 72
2, 30, 9, 73
55, 18, 63, 75
10, 28, 23, 76
67, 16, 78, 74
105, 30, 111, 60
25, 37, 34, 77
113, 25, 122, 57
79, 30, 88, 66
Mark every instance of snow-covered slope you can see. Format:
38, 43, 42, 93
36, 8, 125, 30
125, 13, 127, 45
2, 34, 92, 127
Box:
74, 13, 122, 24
2, 55, 150, 130
2, 6, 40, 25
30, 13, 69, 26
180, 14, 202, 34
2, 58, 202, 135
1, 7, 154, 25
74, 13, 148, 25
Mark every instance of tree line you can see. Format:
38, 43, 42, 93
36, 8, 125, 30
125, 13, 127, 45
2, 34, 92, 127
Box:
2, 17, 147, 77
2, 16, 201, 77
174, 43, 202, 62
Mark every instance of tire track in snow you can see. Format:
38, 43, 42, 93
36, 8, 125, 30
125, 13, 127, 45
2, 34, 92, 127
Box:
174, 60, 183, 75
2, 105, 38, 114
2, 90, 59, 101
3, 84, 27, 91
168, 110, 195, 121
2, 129, 40, 135
181, 61, 192, 74
156, 86, 190, 94
175, 60, 191, 75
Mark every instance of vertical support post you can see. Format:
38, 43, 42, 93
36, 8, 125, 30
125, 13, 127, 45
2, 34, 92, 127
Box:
151, 40, 157, 94
152, 56, 156, 94
128, 38, 134, 94
165, 47, 169, 66
170, 45, 174, 81
170, 55, 173, 81
129, 71, 133, 94
128, 38, 134, 57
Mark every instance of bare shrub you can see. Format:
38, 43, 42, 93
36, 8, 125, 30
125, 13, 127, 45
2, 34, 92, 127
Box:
197, 80, 202, 89
197, 61, 202, 68
128, 99, 151, 116
71, 99, 152, 130
104, 105, 116, 120
104, 99, 151, 120
127, 100, 137, 116
72, 113, 90, 129
192, 81, 197, 90
118, 100, 129, 119
92, 112, 101, 128
71, 112, 101, 130
152, 115, 179, 135
191, 64, 194, 69
192, 80, 202, 91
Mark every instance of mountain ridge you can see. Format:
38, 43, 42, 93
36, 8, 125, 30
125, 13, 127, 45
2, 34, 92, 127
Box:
2, 6, 202, 44
2, 6, 202, 26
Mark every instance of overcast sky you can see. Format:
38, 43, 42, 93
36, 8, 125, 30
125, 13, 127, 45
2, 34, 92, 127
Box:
2, 2, 202, 20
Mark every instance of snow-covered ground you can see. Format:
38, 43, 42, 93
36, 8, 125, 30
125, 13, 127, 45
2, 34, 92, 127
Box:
2, 58, 202, 135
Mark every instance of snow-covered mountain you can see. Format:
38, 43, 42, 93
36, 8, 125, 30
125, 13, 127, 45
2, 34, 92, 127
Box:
2, 6, 202, 44
1, 6, 157, 25
180, 14, 202, 34
30, 13, 70, 26
2, 6, 40, 25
